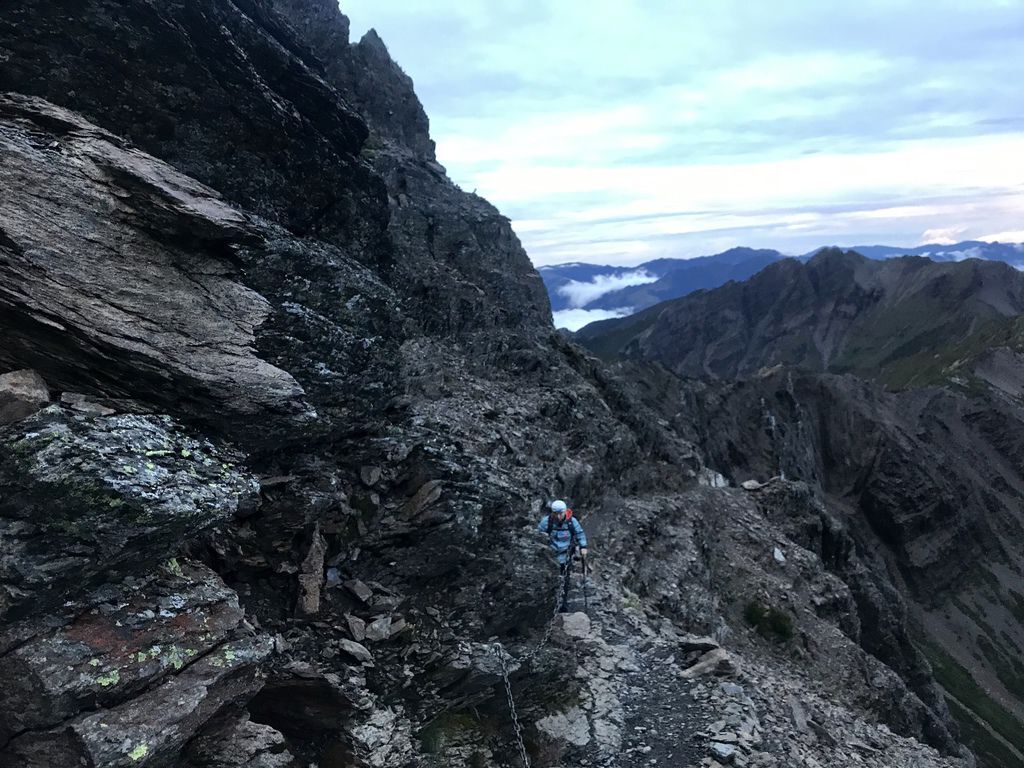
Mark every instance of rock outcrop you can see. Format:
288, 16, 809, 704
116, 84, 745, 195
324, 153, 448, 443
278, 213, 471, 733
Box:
597, 325, 1024, 764
0, 370, 47, 425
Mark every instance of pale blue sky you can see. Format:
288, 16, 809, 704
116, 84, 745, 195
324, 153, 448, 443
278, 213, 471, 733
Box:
342, 1, 1024, 265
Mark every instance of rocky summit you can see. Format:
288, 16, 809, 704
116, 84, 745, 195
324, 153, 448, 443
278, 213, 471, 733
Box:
0, 3, 1002, 768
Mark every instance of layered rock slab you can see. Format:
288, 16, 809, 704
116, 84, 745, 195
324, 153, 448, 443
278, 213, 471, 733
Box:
0, 94, 312, 427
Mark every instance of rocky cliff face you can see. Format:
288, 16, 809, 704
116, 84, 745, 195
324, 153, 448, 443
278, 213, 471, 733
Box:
598, 296, 1024, 765
0, 2, 982, 767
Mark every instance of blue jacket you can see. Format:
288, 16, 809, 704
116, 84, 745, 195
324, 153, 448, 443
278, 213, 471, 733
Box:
538, 514, 588, 564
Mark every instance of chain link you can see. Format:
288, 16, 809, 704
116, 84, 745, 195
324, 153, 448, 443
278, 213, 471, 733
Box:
520, 564, 570, 662
490, 556, 578, 766
494, 644, 532, 768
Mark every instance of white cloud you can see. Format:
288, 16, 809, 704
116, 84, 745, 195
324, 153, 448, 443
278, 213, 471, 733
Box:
552, 307, 634, 332
920, 226, 968, 245
556, 270, 658, 308
980, 230, 1024, 243
942, 247, 984, 261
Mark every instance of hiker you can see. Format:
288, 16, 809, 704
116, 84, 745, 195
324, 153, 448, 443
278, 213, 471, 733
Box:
537, 500, 589, 564
538, 500, 589, 609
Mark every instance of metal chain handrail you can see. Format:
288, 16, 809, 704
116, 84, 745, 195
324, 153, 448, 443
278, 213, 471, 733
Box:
494, 643, 533, 768
490, 553, 580, 767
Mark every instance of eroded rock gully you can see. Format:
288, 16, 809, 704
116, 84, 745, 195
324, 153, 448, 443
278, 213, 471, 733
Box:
0, 1, 981, 766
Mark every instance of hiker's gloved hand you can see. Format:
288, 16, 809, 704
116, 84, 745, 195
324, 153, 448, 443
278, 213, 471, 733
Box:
580, 548, 588, 557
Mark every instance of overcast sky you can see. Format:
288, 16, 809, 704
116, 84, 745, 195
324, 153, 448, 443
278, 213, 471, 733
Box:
342, 1, 1024, 266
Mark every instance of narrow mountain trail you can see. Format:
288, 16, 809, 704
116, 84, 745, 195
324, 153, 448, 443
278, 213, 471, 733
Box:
613, 638, 709, 767
555, 560, 715, 768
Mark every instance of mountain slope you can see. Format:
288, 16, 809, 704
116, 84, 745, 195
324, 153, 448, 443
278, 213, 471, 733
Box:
583, 251, 1024, 767
578, 249, 1024, 390
542, 242, 1024, 328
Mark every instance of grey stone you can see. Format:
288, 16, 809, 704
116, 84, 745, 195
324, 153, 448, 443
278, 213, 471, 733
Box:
0, 369, 48, 425
296, 525, 327, 618
345, 579, 374, 603
365, 616, 392, 642
680, 648, 732, 679
340, 639, 374, 663
711, 742, 737, 762
346, 614, 367, 642
60, 392, 116, 417
360, 465, 382, 486
680, 634, 721, 653
555, 611, 592, 641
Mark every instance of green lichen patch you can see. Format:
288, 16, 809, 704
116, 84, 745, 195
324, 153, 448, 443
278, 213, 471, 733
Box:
165, 646, 186, 670
96, 669, 121, 687
127, 743, 149, 761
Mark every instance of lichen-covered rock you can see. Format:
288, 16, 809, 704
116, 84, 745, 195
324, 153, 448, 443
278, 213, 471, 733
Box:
0, 560, 247, 744
0, 407, 258, 619
2, 636, 272, 767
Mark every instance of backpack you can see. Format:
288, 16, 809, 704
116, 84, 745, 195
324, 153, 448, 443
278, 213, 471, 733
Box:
546, 509, 579, 544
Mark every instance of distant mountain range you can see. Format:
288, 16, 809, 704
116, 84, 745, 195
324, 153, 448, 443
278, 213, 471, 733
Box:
541, 240, 1024, 330
576, 248, 1024, 390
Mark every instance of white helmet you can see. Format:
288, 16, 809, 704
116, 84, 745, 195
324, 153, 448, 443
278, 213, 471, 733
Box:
550, 499, 567, 514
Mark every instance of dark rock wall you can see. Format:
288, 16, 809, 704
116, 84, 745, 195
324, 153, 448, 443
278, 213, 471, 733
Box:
0, 0, 386, 250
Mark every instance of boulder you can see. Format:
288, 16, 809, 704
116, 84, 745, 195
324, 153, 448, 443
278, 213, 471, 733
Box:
679, 648, 735, 679
0, 560, 245, 743
0, 369, 48, 425
187, 713, 295, 767
0, 407, 259, 619
2, 636, 272, 766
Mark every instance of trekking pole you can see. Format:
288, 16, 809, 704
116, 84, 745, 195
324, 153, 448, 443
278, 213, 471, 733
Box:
582, 554, 589, 615
561, 545, 575, 611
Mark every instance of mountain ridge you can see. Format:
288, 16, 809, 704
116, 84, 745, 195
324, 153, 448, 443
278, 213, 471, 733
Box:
544, 241, 1024, 330
577, 249, 1024, 391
